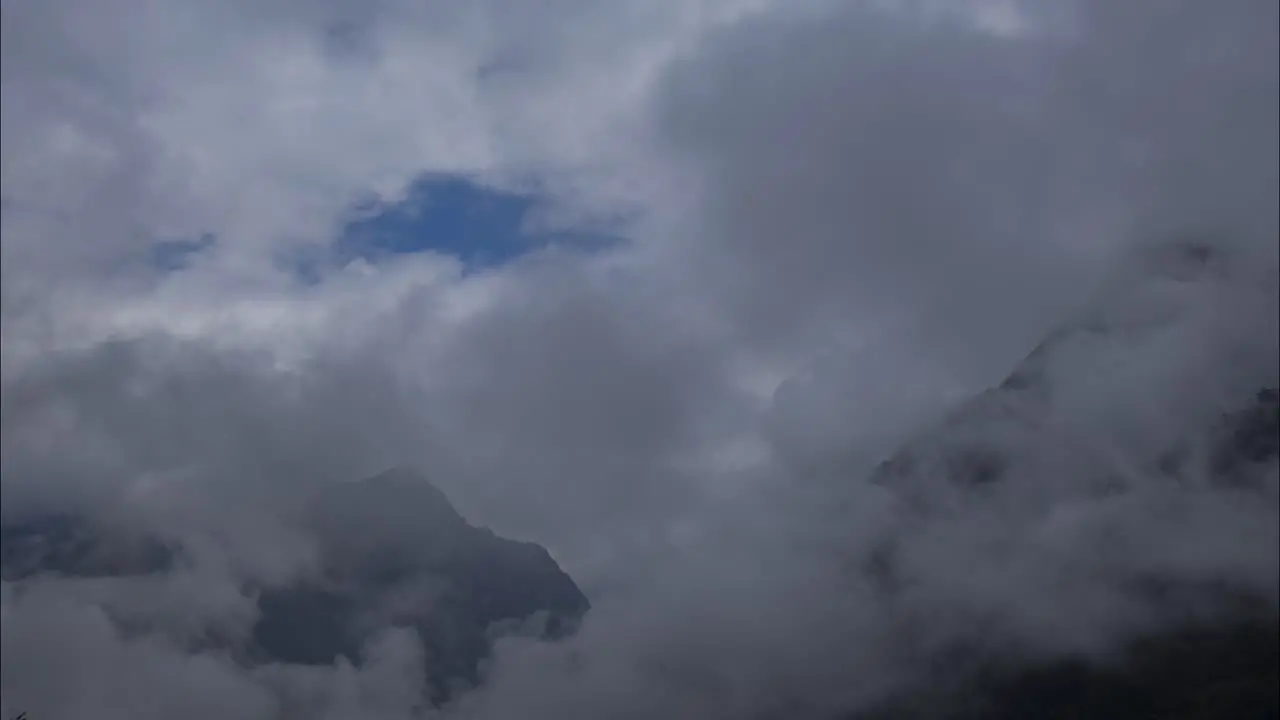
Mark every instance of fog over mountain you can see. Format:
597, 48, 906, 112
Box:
2, 1, 1276, 719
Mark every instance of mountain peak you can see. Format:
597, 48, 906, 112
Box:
1, 466, 590, 709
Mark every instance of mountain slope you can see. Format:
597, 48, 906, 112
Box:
0, 467, 590, 708
854, 386, 1278, 719
845, 241, 1279, 719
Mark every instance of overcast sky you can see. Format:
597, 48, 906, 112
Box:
2, 1, 1277, 718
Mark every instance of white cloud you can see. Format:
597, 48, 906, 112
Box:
2, 0, 1276, 718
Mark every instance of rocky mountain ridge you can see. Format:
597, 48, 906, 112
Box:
847, 249, 1278, 718
0, 467, 590, 708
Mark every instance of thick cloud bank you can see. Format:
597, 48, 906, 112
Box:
2, 0, 1277, 718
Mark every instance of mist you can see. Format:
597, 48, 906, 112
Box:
2, 1, 1277, 718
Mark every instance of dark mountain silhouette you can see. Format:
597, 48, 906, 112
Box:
852, 381, 1277, 719
0, 467, 590, 707
855, 615, 1278, 719
850, 264, 1279, 720
0, 512, 175, 581
250, 468, 590, 704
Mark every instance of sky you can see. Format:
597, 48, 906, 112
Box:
1, 1, 1277, 719
332, 174, 618, 273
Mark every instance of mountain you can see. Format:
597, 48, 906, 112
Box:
854, 386, 1278, 719
854, 374, 1277, 719
855, 616, 1278, 720
869, 241, 1276, 507
0, 467, 590, 707
251, 468, 590, 705
846, 243, 1278, 719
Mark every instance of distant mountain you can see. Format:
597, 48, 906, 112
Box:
251, 468, 590, 705
1, 511, 175, 581
854, 386, 1278, 720
855, 616, 1278, 720
0, 467, 590, 707
847, 242, 1278, 719
869, 241, 1276, 507
855, 374, 1277, 718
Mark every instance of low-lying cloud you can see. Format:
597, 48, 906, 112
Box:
2, 1, 1276, 718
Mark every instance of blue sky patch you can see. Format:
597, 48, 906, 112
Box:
334, 174, 619, 273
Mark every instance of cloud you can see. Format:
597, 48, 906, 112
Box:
653, 0, 1277, 379
2, 0, 1277, 719
0, 0, 769, 373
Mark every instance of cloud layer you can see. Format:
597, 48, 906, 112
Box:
2, 1, 1277, 718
